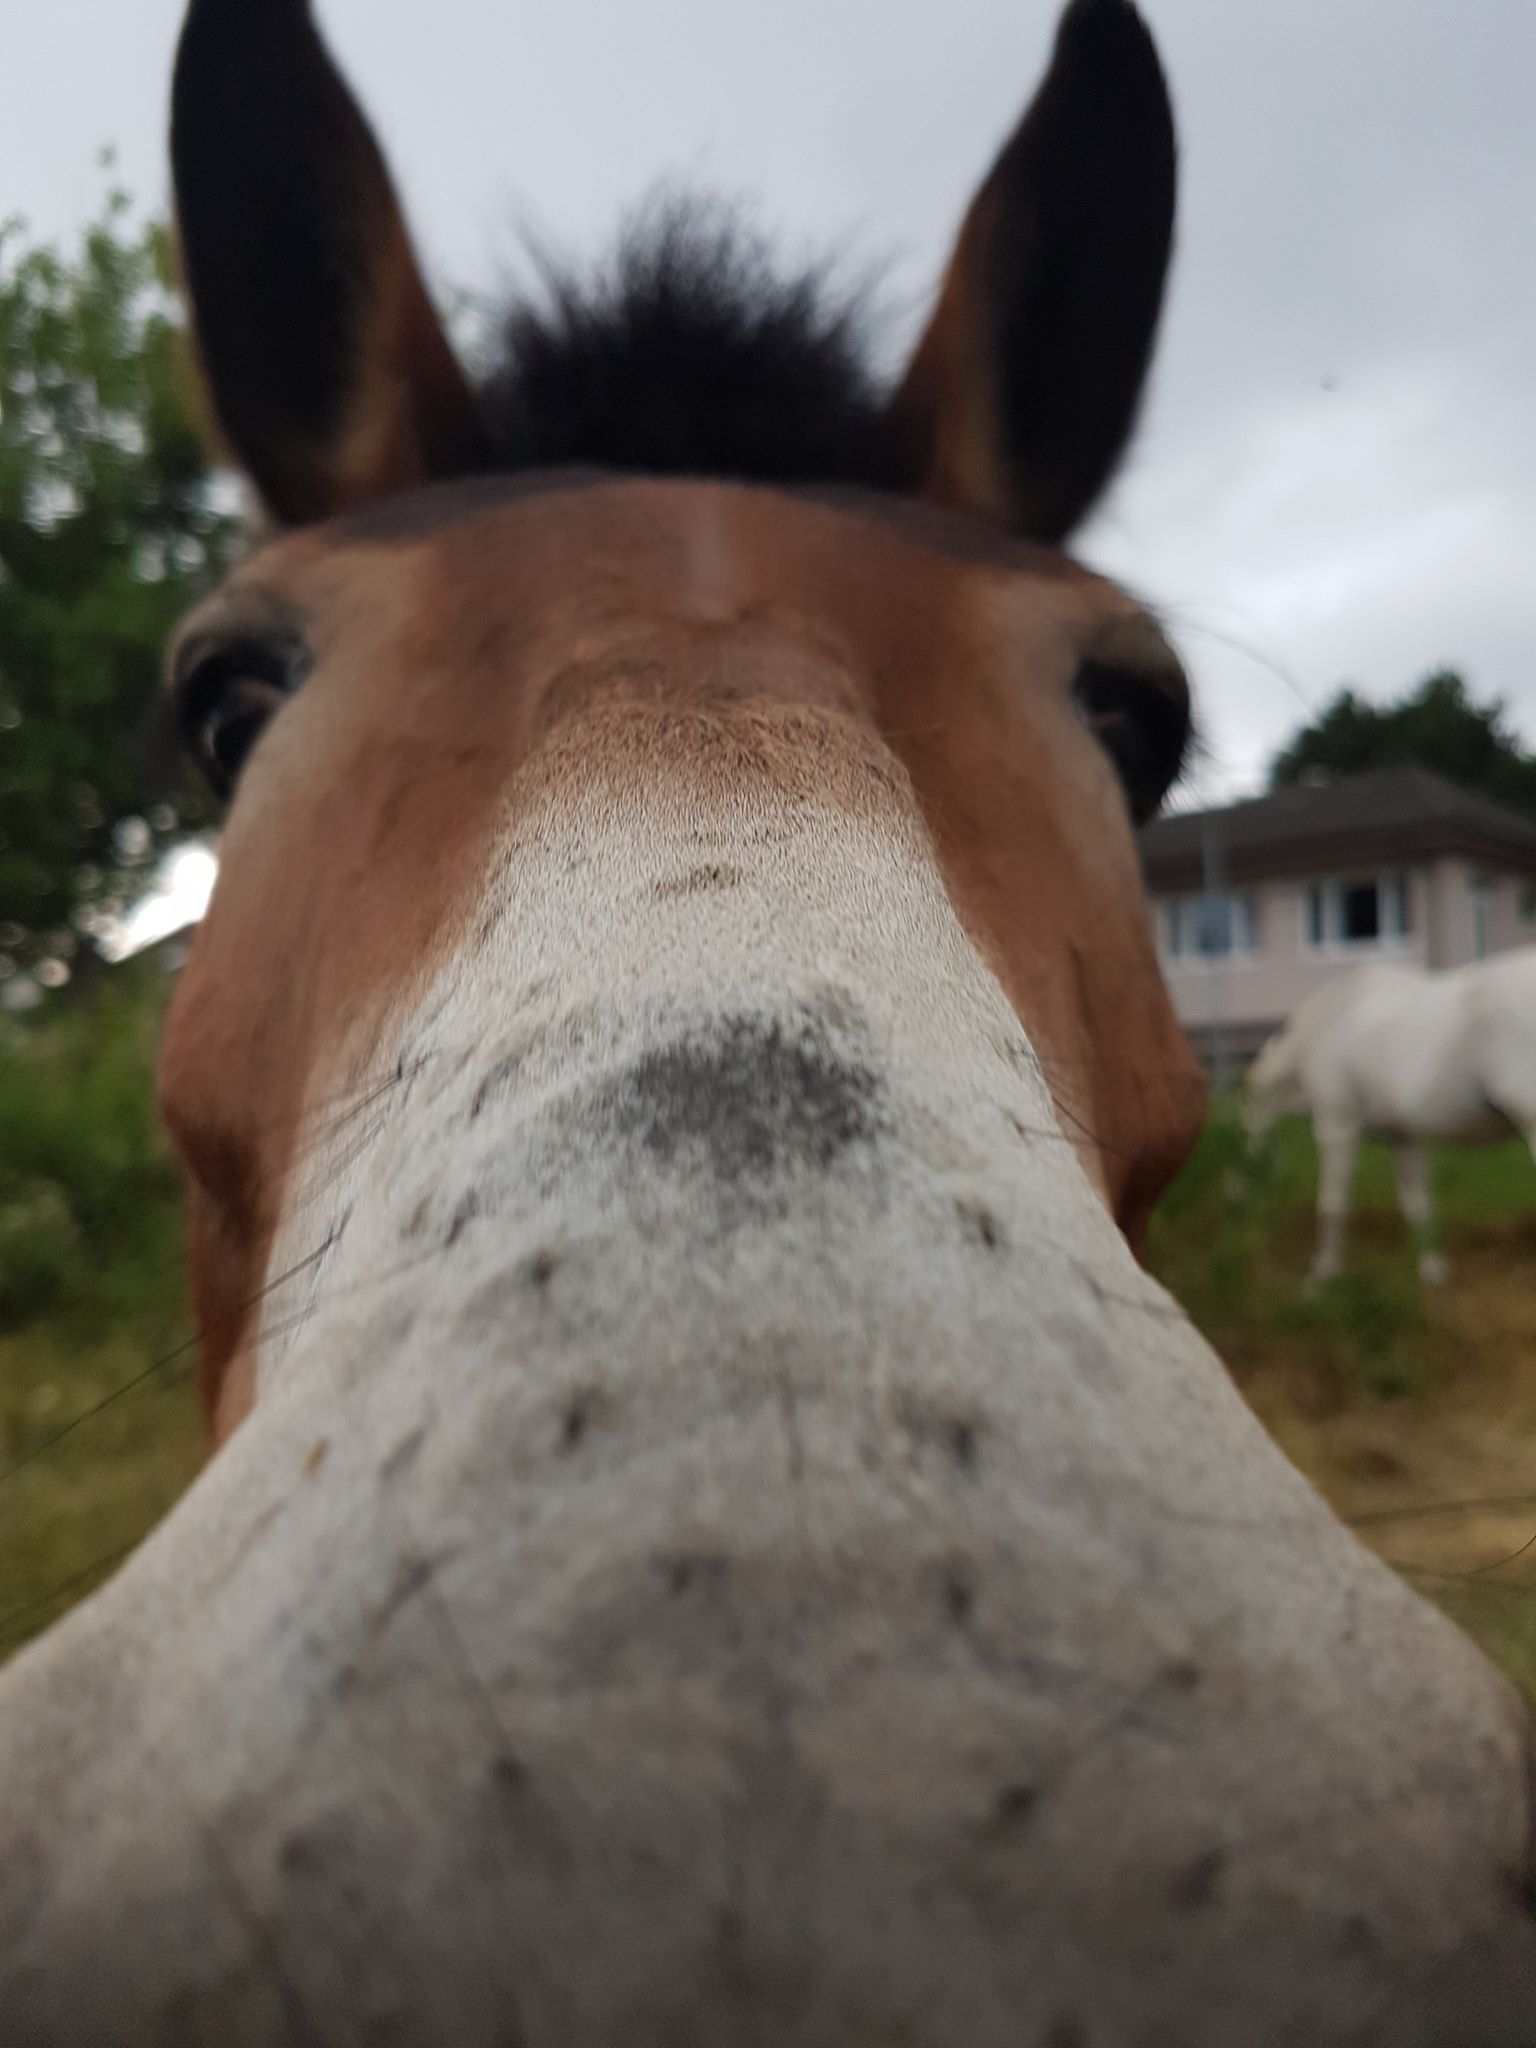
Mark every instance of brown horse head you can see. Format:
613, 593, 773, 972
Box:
153, 0, 1208, 1442
1, 4, 1532, 2042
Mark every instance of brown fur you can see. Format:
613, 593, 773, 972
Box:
162, 481, 1204, 1436
161, 0, 1200, 1438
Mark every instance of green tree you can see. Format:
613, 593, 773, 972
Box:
0, 169, 239, 978
1270, 671, 1536, 820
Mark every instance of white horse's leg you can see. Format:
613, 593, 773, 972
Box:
1309, 1117, 1359, 1287
1393, 1141, 1447, 1285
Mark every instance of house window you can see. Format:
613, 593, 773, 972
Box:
1165, 892, 1257, 961
1304, 873, 1410, 950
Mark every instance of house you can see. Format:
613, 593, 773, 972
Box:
1139, 766, 1536, 1067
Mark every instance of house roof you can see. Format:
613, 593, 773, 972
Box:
1140, 766, 1536, 891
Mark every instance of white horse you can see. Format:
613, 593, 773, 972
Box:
1245, 947, 1536, 1286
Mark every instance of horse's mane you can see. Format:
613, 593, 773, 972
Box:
478, 197, 888, 489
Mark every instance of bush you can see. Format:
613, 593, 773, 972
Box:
0, 959, 184, 1338
0, 1186, 82, 1327
0, 961, 200, 1663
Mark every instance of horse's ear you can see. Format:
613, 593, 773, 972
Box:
883, 0, 1176, 543
171, 0, 490, 526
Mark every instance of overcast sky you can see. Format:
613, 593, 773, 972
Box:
5, 0, 1532, 802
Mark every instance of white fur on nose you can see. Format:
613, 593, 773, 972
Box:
1, 734, 1532, 2046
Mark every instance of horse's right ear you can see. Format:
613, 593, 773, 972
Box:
883, 0, 1177, 543
171, 0, 490, 527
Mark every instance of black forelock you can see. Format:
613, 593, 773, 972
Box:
477, 198, 888, 489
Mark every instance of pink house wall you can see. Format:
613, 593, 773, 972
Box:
1153, 860, 1536, 1045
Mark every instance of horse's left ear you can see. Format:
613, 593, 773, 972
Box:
883, 0, 1176, 543
171, 0, 490, 526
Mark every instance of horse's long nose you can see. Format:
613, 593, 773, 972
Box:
3, 1163, 1535, 2048
9, 850, 1536, 2046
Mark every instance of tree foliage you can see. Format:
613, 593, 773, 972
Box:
0, 171, 239, 977
1270, 670, 1536, 820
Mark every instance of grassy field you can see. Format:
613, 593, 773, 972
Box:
0, 968, 200, 1660
4, 978, 1536, 1704
1147, 1106, 1536, 1699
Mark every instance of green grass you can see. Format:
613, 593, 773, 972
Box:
1147, 1101, 1536, 1699
0, 965, 200, 1658
1148, 1105, 1536, 1397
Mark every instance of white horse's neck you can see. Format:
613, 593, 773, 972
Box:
2, 733, 1533, 2044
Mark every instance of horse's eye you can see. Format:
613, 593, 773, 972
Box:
1073, 659, 1191, 825
173, 637, 306, 801
190, 676, 286, 798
